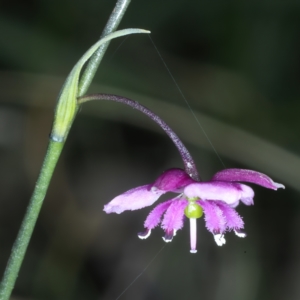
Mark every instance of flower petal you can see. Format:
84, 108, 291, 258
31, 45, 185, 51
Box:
151, 168, 195, 192
103, 184, 165, 214
144, 200, 173, 230
184, 181, 254, 206
161, 200, 188, 233
211, 168, 285, 190
239, 184, 255, 206
215, 201, 244, 231
198, 200, 226, 234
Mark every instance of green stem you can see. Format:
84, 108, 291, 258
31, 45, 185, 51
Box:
78, 0, 131, 96
0, 1, 131, 298
0, 140, 64, 300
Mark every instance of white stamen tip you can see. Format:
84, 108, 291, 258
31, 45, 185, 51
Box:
162, 230, 176, 243
162, 236, 173, 243
214, 234, 226, 246
234, 230, 247, 238
138, 229, 151, 239
190, 249, 197, 254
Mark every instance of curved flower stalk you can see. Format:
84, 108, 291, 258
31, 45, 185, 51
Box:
78, 94, 199, 181
104, 168, 284, 253
78, 93, 284, 253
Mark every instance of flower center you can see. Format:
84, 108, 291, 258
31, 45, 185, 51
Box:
184, 198, 203, 219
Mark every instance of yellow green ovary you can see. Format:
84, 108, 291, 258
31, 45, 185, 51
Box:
184, 201, 203, 219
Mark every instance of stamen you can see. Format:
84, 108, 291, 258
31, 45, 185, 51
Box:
162, 231, 174, 243
234, 229, 247, 238
214, 234, 226, 246
138, 229, 151, 239
189, 218, 197, 253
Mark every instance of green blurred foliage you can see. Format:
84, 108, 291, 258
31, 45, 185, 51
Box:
0, 0, 300, 299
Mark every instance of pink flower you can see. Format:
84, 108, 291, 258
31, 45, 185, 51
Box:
104, 168, 284, 253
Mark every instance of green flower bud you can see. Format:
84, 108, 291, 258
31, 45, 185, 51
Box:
50, 28, 150, 142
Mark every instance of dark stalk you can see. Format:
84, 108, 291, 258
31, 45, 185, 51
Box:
78, 93, 200, 181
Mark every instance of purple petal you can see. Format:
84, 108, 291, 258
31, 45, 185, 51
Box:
198, 200, 226, 234
215, 201, 244, 231
144, 200, 173, 230
211, 168, 285, 190
151, 168, 195, 192
239, 184, 255, 206
161, 199, 188, 233
103, 184, 165, 214
184, 181, 254, 206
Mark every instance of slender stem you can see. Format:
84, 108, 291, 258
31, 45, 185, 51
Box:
0, 2, 131, 298
78, 93, 199, 181
78, 0, 131, 96
0, 140, 64, 300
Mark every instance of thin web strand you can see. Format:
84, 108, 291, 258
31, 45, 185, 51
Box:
115, 245, 166, 300
107, 36, 129, 62
85, 37, 129, 81
148, 36, 226, 168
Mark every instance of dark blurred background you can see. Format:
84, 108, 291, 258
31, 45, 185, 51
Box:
0, 0, 300, 299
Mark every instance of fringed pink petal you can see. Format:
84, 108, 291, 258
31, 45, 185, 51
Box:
161, 200, 188, 233
198, 200, 226, 234
215, 201, 244, 231
144, 200, 173, 230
